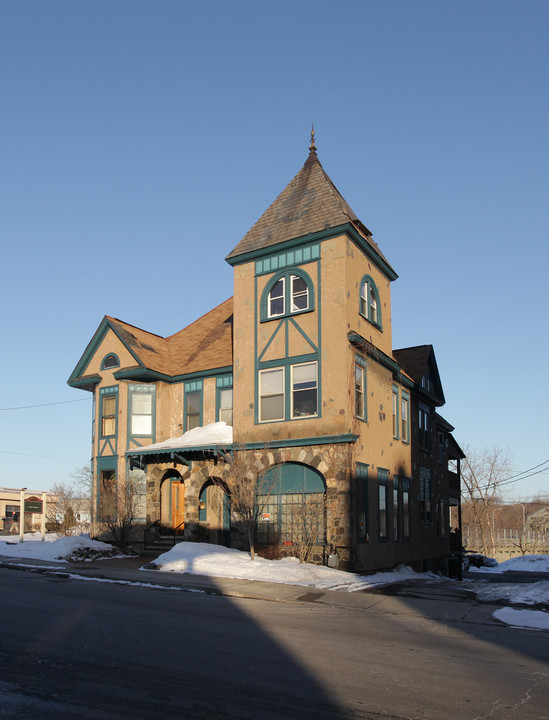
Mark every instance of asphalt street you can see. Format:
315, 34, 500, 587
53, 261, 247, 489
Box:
0, 560, 548, 720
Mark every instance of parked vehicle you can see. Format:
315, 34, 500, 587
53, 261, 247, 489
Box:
463, 550, 498, 570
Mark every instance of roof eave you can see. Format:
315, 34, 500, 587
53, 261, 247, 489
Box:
226, 223, 398, 281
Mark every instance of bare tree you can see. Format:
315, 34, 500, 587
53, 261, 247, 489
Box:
461, 446, 512, 555
214, 447, 278, 560
96, 472, 143, 550
46, 481, 88, 536
286, 493, 325, 563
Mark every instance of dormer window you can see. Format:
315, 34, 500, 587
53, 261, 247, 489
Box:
101, 354, 120, 370
261, 269, 314, 322
359, 276, 382, 329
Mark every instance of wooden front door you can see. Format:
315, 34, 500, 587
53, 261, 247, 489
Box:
171, 481, 185, 533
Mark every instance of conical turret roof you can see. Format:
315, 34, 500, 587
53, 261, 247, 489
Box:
226, 149, 389, 268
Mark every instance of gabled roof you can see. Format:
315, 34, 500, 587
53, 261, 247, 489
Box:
226, 150, 394, 276
68, 298, 233, 387
393, 345, 445, 406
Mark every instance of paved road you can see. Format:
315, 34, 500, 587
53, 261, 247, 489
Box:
1, 565, 548, 719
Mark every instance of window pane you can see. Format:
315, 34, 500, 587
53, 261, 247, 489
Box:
355, 365, 365, 418
219, 388, 232, 409
292, 275, 307, 294
132, 415, 152, 435
261, 369, 283, 394
261, 394, 284, 421
270, 279, 284, 299
187, 413, 200, 430
291, 275, 309, 312
102, 417, 115, 436
103, 396, 116, 415
186, 392, 200, 414
132, 393, 152, 414
293, 388, 317, 417
219, 408, 233, 425
293, 362, 316, 384
269, 279, 284, 316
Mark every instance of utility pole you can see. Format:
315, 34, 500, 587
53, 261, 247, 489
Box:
19, 487, 27, 543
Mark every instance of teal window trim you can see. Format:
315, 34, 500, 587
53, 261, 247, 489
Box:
96, 456, 117, 521
401, 390, 410, 444
216, 375, 233, 425
393, 476, 400, 541
257, 357, 319, 423
419, 467, 432, 524
127, 384, 156, 441
419, 402, 432, 452
99, 386, 118, 439
256, 463, 327, 545
359, 275, 382, 330
392, 385, 399, 439
356, 463, 369, 542
355, 357, 367, 422
260, 267, 315, 323
402, 478, 411, 540
377, 469, 389, 541
101, 353, 120, 370
184, 381, 203, 431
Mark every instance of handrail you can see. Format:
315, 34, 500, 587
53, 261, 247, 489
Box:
172, 521, 185, 545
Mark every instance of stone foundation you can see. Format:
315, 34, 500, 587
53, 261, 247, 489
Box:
143, 442, 355, 569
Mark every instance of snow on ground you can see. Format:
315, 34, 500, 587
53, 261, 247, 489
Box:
469, 554, 549, 574
2, 535, 548, 629
0, 533, 115, 561
151, 541, 435, 592
493, 608, 549, 631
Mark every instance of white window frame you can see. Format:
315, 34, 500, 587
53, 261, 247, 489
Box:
130, 388, 154, 436
290, 274, 309, 313
268, 277, 285, 318
259, 367, 285, 422
355, 362, 366, 420
291, 361, 318, 419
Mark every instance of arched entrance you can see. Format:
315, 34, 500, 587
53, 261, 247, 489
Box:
256, 463, 326, 546
198, 479, 231, 547
160, 470, 185, 534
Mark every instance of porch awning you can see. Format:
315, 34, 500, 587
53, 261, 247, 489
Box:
126, 421, 233, 459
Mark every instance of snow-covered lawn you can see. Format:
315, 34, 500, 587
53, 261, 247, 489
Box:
2, 534, 548, 631
0, 533, 119, 562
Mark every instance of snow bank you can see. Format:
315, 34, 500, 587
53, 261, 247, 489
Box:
150, 541, 437, 592
469, 554, 549, 574
0, 533, 114, 562
494, 607, 549, 631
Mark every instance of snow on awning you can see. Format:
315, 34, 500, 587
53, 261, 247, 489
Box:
126, 421, 233, 456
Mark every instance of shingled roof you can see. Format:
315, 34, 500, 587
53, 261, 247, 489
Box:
226, 149, 389, 267
106, 297, 233, 378
393, 345, 445, 406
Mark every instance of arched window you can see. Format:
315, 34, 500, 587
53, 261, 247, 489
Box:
261, 269, 315, 321
101, 354, 120, 370
256, 463, 326, 546
359, 275, 382, 329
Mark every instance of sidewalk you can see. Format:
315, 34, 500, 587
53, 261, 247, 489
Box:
0, 552, 502, 627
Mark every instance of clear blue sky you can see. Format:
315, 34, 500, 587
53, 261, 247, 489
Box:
1, 1, 547, 499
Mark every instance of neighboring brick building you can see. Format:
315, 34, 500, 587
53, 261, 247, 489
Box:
68, 137, 463, 573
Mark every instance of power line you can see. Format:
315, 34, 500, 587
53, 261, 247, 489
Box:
463, 459, 549, 494
0, 398, 89, 411
0, 449, 87, 462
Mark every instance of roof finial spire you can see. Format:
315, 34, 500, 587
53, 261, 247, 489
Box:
309, 123, 317, 153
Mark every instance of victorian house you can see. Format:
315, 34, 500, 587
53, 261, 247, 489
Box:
68, 137, 463, 574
